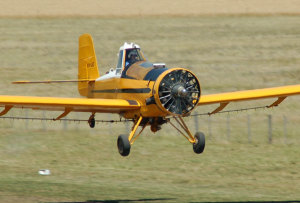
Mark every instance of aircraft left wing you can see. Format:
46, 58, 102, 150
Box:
198, 84, 300, 115
0, 95, 140, 119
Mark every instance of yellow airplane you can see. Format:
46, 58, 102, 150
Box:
1, 33, 300, 156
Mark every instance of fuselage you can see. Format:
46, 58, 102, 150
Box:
86, 60, 201, 119
88, 61, 169, 118
78, 41, 201, 119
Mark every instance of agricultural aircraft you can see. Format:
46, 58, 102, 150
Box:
1, 33, 300, 156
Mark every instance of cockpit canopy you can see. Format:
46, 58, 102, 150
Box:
113, 42, 168, 81
116, 42, 145, 75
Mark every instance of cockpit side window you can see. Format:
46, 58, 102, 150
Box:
116, 50, 124, 75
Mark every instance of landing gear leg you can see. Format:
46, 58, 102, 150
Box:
88, 113, 96, 128
117, 116, 147, 156
169, 116, 205, 154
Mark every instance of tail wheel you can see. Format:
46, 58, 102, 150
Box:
158, 69, 200, 115
193, 132, 205, 154
117, 134, 131, 156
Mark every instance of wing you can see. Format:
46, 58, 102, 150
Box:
198, 84, 300, 115
0, 95, 140, 120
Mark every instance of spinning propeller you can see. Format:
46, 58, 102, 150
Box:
156, 69, 201, 115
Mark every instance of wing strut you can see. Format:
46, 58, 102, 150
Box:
209, 102, 229, 115
0, 105, 13, 116
267, 96, 287, 108
54, 108, 72, 121
169, 116, 196, 143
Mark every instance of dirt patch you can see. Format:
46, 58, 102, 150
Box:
1, 0, 300, 17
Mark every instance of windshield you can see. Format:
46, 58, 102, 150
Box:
125, 48, 144, 66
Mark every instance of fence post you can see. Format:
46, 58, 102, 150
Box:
227, 114, 230, 141
63, 117, 68, 131
109, 114, 112, 134
194, 112, 199, 133
25, 109, 29, 130
268, 114, 272, 144
283, 115, 287, 144
10, 109, 14, 128
42, 111, 46, 131
247, 114, 251, 143
75, 112, 79, 131
208, 116, 212, 138
125, 120, 130, 134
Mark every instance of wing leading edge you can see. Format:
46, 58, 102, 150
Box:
198, 84, 300, 115
0, 95, 140, 119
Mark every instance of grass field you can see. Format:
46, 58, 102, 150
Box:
1, 0, 300, 17
0, 15, 300, 202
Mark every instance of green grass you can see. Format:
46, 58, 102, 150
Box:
0, 16, 300, 202
0, 129, 299, 202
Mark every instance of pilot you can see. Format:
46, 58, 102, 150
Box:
125, 51, 138, 68
122, 50, 138, 78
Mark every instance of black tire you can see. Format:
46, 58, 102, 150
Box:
193, 132, 205, 154
89, 118, 95, 128
117, 134, 131, 156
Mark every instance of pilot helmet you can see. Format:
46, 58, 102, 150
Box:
128, 51, 137, 58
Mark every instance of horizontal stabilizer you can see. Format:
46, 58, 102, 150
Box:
12, 79, 95, 84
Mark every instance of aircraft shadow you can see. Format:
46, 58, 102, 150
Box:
48, 199, 300, 203
48, 197, 175, 203
190, 201, 300, 203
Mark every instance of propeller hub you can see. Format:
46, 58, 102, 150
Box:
172, 84, 188, 97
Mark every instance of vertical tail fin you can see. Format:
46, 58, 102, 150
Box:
78, 33, 100, 96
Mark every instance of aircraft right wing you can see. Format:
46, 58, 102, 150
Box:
198, 84, 300, 115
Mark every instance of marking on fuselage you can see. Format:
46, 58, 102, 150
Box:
92, 88, 151, 94
127, 100, 139, 105
87, 62, 94, 68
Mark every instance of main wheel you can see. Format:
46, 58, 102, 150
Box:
89, 118, 95, 128
193, 132, 205, 154
117, 134, 131, 156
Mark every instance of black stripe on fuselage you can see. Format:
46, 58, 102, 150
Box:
92, 88, 151, 94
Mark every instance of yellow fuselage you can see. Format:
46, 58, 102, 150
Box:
89, 77, 164, 119
79, 57, 201, 119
